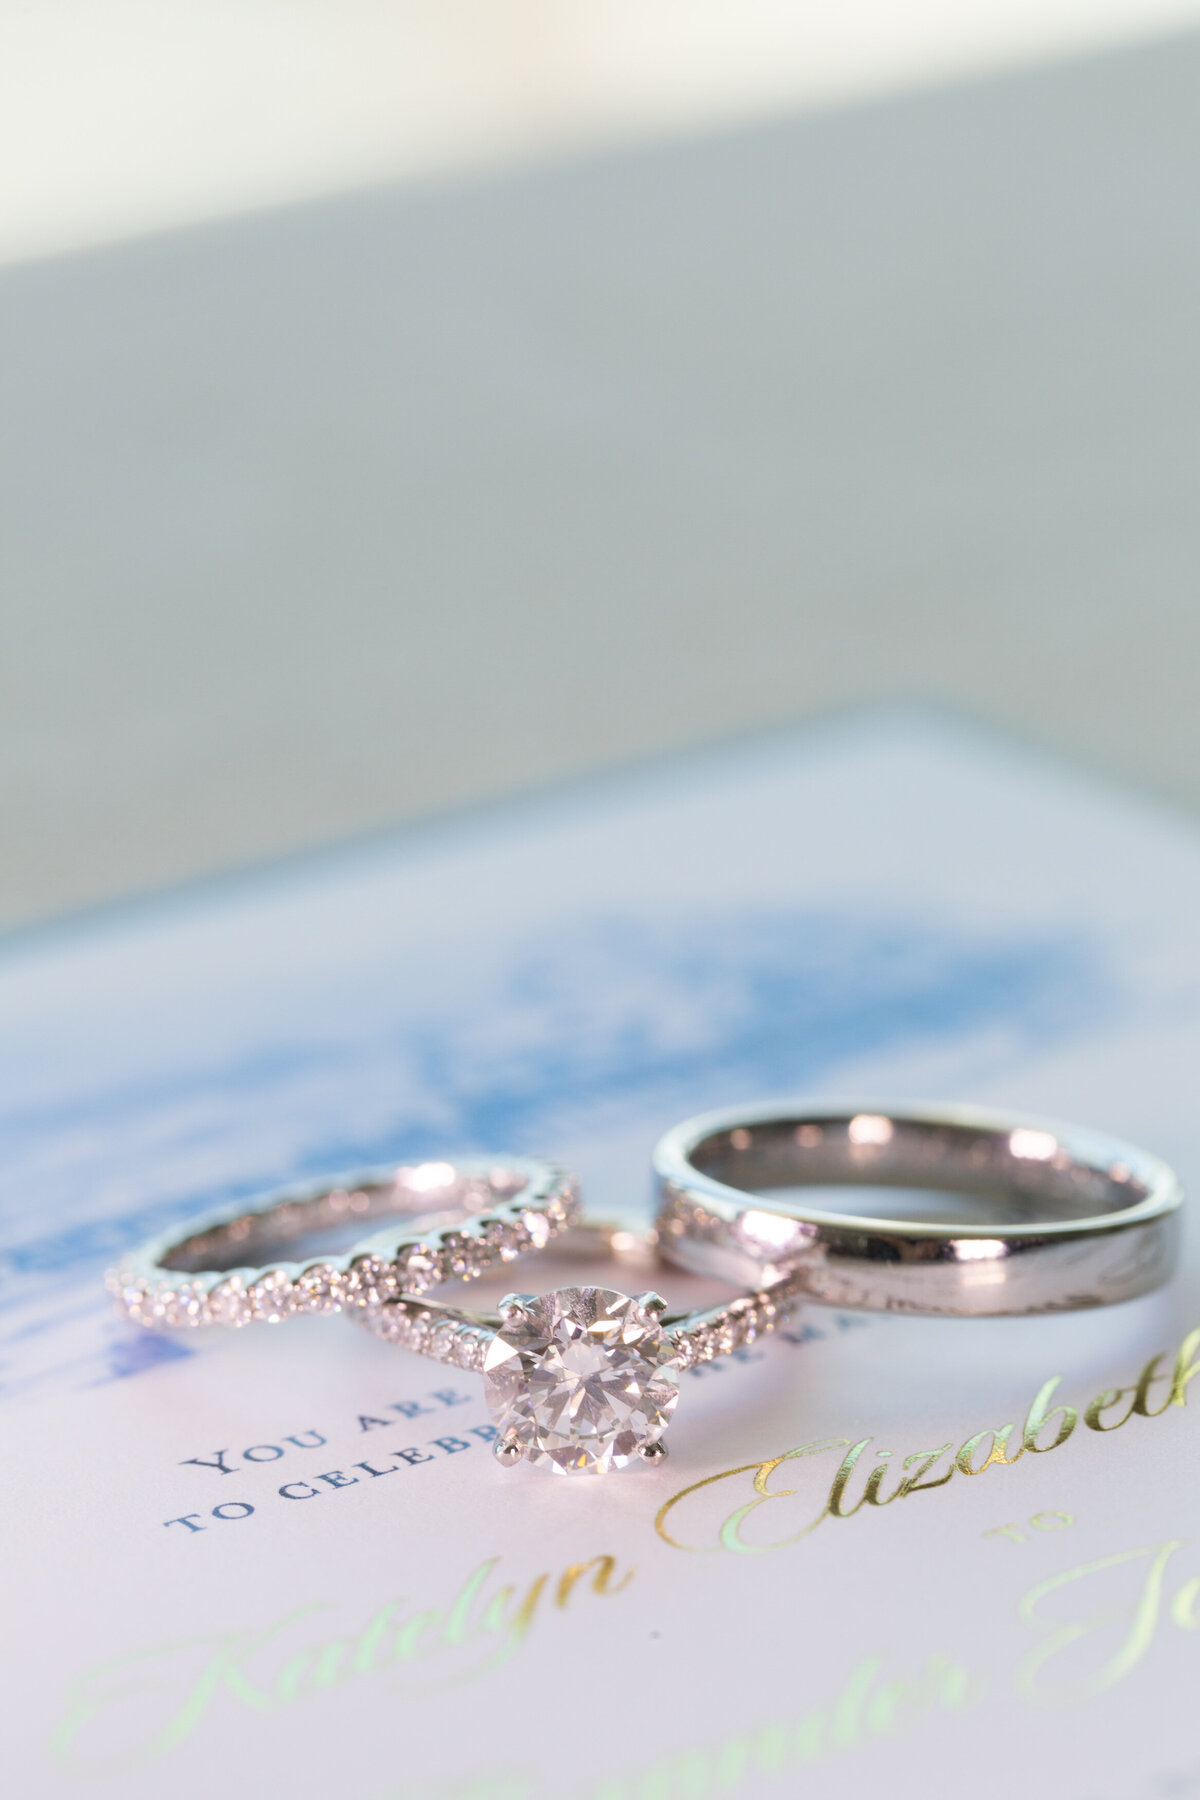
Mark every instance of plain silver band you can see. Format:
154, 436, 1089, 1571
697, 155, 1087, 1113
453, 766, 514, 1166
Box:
107, 1157, 578, 1328
653, 1101, 1183, 1316
358, 1220, 806, 1371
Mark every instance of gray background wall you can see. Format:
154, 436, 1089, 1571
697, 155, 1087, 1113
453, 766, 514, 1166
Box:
3, 29, 1199, 931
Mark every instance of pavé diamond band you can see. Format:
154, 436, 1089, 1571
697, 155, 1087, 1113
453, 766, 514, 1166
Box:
107, 1157, 578, 1329
358, 1222, 806, 1475
653, 1100, 1183, 1316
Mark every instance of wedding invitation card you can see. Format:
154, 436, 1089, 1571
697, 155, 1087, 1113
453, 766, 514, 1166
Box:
3, 713, 1196, 1798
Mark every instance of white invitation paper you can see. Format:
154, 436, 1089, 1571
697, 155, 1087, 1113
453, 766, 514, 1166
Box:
2, 714, 1197, 1798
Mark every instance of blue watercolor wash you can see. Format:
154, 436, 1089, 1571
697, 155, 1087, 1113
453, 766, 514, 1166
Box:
0, 902, 1118, 1399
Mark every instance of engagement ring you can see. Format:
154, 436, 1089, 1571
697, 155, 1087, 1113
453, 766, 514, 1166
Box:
359, 1222, 806, 1475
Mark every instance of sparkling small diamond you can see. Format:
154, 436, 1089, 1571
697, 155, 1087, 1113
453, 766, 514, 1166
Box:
456, 1328, 489, 1372
483, 1218, 522, 1263
365, 1303, 403, 1342
441, 1234, 477, 1280
520, 1209, 553, 1251
167, 1281, 209, 1326
151, 1288, 182, 1326
399, 1308, 432, 1352
296, 1263, 343, 1313
343, 1255, 397, 1306
249, 1269, 295, 1323
117, 1280, 151, 1324
482, 1287, 679, 1475
714, 1315, 742, 1354
399, 1246, 442, 1293
428, 1317, 459, 1358
209, 1276, 252, 1327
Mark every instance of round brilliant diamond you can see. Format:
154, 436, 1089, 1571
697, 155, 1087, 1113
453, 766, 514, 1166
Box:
482, 1286, 679, 1475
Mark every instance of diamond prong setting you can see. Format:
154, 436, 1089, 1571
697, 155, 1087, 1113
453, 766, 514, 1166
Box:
636, 1290, 669, 1316
482, 1286, 680, 1476
497, 1292, 539, 1322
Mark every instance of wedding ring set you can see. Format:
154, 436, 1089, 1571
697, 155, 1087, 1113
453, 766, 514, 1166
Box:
108, 1102, 1183, 1477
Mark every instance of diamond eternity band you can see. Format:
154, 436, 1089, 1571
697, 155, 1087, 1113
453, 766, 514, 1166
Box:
106, 1158, 578, 1330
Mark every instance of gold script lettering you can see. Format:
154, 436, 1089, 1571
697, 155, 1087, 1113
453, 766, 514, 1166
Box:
1016, 1540, 1184, 1701
1021, 1377, 1077, 1454
656, 1327, 1199, 1556
955, 1424, 1021, 1476
586, 1650, 976, 1799
52, 1550, 634, 1770
898, 1444, 955, 1496
555, 1555, 635, 1609
655, 1441, 850, 1554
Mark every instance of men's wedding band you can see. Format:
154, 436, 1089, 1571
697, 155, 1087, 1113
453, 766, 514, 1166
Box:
107, 1158, 578, 1328
653, 1101, 1182, 1316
